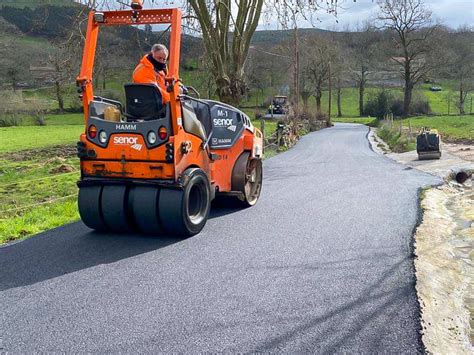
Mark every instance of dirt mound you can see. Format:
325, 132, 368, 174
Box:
49, 164, 75, 174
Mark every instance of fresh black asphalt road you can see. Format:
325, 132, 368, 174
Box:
0, 123, 441, 353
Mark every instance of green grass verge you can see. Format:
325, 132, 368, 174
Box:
0, 125, 83, 153
377, 124, 417, 153
0, 198, 79, 244
400, 115, 474, 142
332, 117, 377, 125
334, 114, 473, 143
0, 149, 80, 244
20, 113, 84, 126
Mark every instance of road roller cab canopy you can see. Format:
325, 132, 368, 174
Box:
76, 4, 182, 123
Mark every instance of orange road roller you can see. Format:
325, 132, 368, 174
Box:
76, 4, 263, 236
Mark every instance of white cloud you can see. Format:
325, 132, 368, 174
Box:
257, 0, 474, 31
88, 0, 473, 31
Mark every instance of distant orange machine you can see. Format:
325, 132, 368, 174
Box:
76, 2, 263, 236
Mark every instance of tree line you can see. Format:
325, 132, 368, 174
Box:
0, 0, 472, 118
246, 0, 473, 118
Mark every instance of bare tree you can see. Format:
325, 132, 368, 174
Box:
326, 35, 346, 118
27, 96, 49, 126
299, 74, 312, 113
185, 1, 341, 105
302, 36, 335, 113
76, 1, 341, 105
447, 27, 474, 115
6, 67, 20, 91
247, 44, 290, 106
47, 27, 84, 112
41, 2, 93, 112
345, 24, 381, 116
185, 1, 264, 105
333, 62, 345, 118
378, 0, 436, 117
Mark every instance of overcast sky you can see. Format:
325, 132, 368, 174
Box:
105, 0, 473, 31
257, 0, 474, 31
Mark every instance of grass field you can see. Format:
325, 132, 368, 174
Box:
333, 115, 473, 143
1, 199, 79, 243
0, 144, 80, 244
331, 117, 377, 125
20, 112, 83, 126
0, 112, 84, 243
18, 63, 472, 120
400, 115, 474, 142
0, 125, 83, 153
243, 84, 473, 117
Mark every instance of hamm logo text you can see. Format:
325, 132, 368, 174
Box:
115, 124, 137, 130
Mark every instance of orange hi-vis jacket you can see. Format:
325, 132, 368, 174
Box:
132, 54, 170, 103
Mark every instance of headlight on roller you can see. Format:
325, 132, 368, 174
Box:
147, 131, 157, 144
99, 130, 107, 144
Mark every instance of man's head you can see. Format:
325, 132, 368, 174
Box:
151, 44, 168, 64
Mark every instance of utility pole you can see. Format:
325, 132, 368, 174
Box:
327, 61, 332, 126
293, 25, 299, 116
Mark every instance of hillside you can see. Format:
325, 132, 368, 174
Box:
251, 27, 331, 45
0, 2, 203, 87
0, 0, 76, 8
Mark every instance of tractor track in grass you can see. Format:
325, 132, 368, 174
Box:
0, 144, 77, 162
0, 123, 441, 352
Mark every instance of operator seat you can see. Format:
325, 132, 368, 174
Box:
181, 98, 208, 142
124, 83, 166, 121
188, 99, 212, 137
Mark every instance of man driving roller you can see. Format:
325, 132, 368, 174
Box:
132, 43, 170, 103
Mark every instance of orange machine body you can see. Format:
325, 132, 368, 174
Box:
77, 7, 263, 194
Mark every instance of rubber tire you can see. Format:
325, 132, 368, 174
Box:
130, 186, 164, 235
101, 185, 133, 232
78, 185, 107, 231
232, 152, 263, 207
159, 168, 211, 236
243, 158, 263, 206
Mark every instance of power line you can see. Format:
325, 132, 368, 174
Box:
249, 46, 291, 59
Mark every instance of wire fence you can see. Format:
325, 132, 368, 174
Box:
0, 161, 45, 169
0, 171, 79, 189
263, 130, 278, 150
0, 169, 79, 219
0, 193, 77, 218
